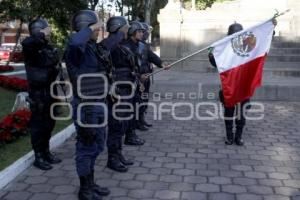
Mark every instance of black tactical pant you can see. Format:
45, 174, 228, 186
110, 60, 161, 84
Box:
224, 102, 247, 132
107, 98, 126, 153
72, 99, 106, 177
219, 90, 248, 131
107, 88, 132, 153
139, 78, 151, 116
29, 92, 55, 154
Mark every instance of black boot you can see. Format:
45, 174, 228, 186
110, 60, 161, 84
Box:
107, 153, 128, 173
225, 128, 234, 145
90, 170, 110, 196
78, 175, 101, 200
224, 106, 235, 145
235, 128, 244, 146
43, 150, 62, 164
136, 121, 148, 131
125, 130, 145, 146
140, 113, 152, 127
33, 152, 52, 170
117, 150, 134, 166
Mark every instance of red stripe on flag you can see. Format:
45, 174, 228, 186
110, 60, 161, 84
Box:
220, 53, 267, 107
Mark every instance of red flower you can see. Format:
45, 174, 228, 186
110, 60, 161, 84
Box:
0, 130, 13, 142
0, 65, 14, 72
0, 75, 28, 91
0, 108, 31, 144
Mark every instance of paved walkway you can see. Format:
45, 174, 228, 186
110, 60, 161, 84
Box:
1, 100, 300, 200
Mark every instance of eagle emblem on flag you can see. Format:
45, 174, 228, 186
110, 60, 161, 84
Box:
231, 32, 257, 57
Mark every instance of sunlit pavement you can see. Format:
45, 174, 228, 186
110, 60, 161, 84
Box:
1, 99, 300, 200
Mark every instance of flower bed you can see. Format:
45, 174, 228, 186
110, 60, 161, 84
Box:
0, 109, 31, 145
0, 75, 28, 91
0, 65, 14, 73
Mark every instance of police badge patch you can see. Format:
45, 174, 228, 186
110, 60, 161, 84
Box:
231, 32, 257, 57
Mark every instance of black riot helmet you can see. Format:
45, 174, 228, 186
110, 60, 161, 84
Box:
227, 22, 243, 35
128, 21, 145, 36
72, 10, 99, 32
106, 16, 128, 33
29, 18, 49, 35
141, 22, 152, 41
141, 22, 152, 32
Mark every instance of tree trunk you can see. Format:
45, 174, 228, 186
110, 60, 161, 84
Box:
89, 0, 99, 10
116, 0, 124, 16
120, 0, 124, 16
100, 1, 105, 39
145, 0, 156, 23
192, 0, 196, 10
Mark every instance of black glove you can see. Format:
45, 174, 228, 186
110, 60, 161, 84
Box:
77, 128, 96, 146
208, 52, 217, 68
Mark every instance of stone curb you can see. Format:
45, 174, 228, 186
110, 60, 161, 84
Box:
0, 123, 75, 190
1, 70, 26, 76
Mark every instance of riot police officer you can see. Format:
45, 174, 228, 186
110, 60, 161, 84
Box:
106, 16, 136, 172
136, 22, 169, 129
208, 23, 248, 146
121, 21, 147, 145
22, 18, 62, 171
65, 10, 124, 200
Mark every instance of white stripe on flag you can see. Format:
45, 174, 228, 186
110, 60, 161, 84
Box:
211, 19, 275, 73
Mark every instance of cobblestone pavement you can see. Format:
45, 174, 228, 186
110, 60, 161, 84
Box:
1, 100, 300, 200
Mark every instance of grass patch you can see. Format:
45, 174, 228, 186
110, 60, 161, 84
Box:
0, 88, 72, 171
0, 136, 32, 171
0, 119, 72, 171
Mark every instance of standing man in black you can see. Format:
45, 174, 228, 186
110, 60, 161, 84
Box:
106, 16, 136, 172
22, 18, 62, 170
65, 10, 128, 199
122, 21, 147, 145
208, 23, 248, 146
136, 22, 170, 129
208, 20, 276, 146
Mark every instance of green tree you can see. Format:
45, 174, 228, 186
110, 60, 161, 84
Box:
0, 0, 87, 51
183, 0, 233, 10
111, 0, 167, 38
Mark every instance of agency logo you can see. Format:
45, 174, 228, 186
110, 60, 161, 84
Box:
231, 31, 257, 57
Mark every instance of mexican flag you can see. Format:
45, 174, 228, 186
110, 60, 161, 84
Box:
211, 19, 275, 107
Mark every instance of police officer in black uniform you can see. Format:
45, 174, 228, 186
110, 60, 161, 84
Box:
136, 22, 169, 129
22, 18, 62, 171
208, 23, 249, 146
106, 16, 136, 172
121, 21, 147, 145
65, 10, 124, 200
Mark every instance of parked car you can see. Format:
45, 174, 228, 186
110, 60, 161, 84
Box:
0, 43, 24, 63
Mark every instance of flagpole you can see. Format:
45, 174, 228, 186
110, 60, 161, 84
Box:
273, 9, 290, 18
145, 45, 211, 78
145, 9, 290, 78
